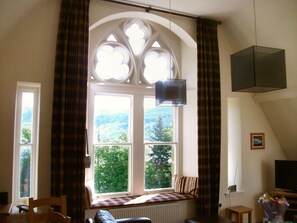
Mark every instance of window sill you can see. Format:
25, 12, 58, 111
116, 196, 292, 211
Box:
224, 191, 244, 197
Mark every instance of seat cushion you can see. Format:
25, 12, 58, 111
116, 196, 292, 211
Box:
94, 210, 117, 223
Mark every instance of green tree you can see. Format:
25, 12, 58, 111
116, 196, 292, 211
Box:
20, 147, 31, 197
20, 128, 31, 197
94, 133, 129, 193
145, 115, 173, 189
22, 128, 31, 144
93, 113, 174, 193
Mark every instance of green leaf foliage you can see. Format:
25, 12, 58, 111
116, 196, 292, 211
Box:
94, 145, 129, 193
145, 115, 173, 189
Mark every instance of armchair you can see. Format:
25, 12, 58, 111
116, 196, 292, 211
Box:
86, 210, 151, 223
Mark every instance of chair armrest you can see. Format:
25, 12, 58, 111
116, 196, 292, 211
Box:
16, 205, 29, 213
116, 217, 151, 223
86, 218, 94, 223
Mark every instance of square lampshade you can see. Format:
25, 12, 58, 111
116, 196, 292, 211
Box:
155, 79, 186, 106
231, 46, 286, 93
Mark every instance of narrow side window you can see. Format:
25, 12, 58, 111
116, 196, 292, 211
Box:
13, 82, 40, 205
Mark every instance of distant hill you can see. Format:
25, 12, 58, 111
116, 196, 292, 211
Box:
22, 107, 32, 123
22, 106, 173, 142
94, 107, 173, 142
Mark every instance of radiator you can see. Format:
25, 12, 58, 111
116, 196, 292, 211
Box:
109, 202, 180, 223
10, 200, 196, 223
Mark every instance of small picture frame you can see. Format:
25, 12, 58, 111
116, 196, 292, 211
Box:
250, 133, 265, 150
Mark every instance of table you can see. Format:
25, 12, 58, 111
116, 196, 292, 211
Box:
0, 203, 12, 223
226, 205, 252, 223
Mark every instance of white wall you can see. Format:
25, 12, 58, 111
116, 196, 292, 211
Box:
181, 41, 198, 176
219, 0, 296, 220
0, 0, 60, 202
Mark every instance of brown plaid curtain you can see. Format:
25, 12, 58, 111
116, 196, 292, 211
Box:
197, 18, 221, 216
51, 0, 89, 222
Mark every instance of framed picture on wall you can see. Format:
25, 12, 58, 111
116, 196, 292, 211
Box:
250, 133, 265, 150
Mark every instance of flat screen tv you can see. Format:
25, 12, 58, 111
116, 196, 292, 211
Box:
275, 160, 297, 192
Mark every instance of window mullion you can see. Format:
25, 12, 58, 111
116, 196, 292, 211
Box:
31, 86, 40, 200
132, 93, 144, 195
12, 92, 22, 203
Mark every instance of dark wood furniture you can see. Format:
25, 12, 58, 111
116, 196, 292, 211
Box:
48, 207, 71, 223
0, 203, 12, 223
225, 206, 252, 223
28, 195, 67, 223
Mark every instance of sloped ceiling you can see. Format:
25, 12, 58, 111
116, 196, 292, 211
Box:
0, 0, 47, 41
0, 0, 251, 41
260, 98, 297, 159
100, 0, 252, 18
254, 90, 297, 160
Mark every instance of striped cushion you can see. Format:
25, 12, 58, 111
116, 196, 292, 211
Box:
174, 176, 198, 197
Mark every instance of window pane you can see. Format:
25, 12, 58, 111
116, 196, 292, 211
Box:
19, 145, 31, 198
93, 95, 131, 143
95, 44, 130, 82
94, 145, 129, 194
143, 50, 172, 83
93, 94, 131, 194
144, 97, 175, 190
144, 98, 174, 142
21, 92, 34, 144
144, 144, 174, 190
125, 23, 145, 55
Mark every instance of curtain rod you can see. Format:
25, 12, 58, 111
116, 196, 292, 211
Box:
101, 0, 221, 24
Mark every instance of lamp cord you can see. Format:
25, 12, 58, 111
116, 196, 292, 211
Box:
169, 0, 172, 80
253, 0, 258, 46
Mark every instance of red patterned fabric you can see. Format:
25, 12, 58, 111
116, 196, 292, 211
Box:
89, 192, 196, 209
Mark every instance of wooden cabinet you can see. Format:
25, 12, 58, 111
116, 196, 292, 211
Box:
270, 190, 297, 221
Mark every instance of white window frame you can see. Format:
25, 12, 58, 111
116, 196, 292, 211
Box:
86, 84, 180, 197
143, 96, 179, 192
12, 82, 40, 205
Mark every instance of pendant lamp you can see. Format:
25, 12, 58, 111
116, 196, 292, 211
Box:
231, 0, 286, 93
156, 79, 186, 106
155, 0, 187, 106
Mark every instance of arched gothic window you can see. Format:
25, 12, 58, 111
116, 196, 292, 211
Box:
91, 18, 179, 85
87, 18, 181, 197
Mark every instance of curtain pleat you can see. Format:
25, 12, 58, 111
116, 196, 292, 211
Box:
197, 18, 221, 216
51, 0, 90, 222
